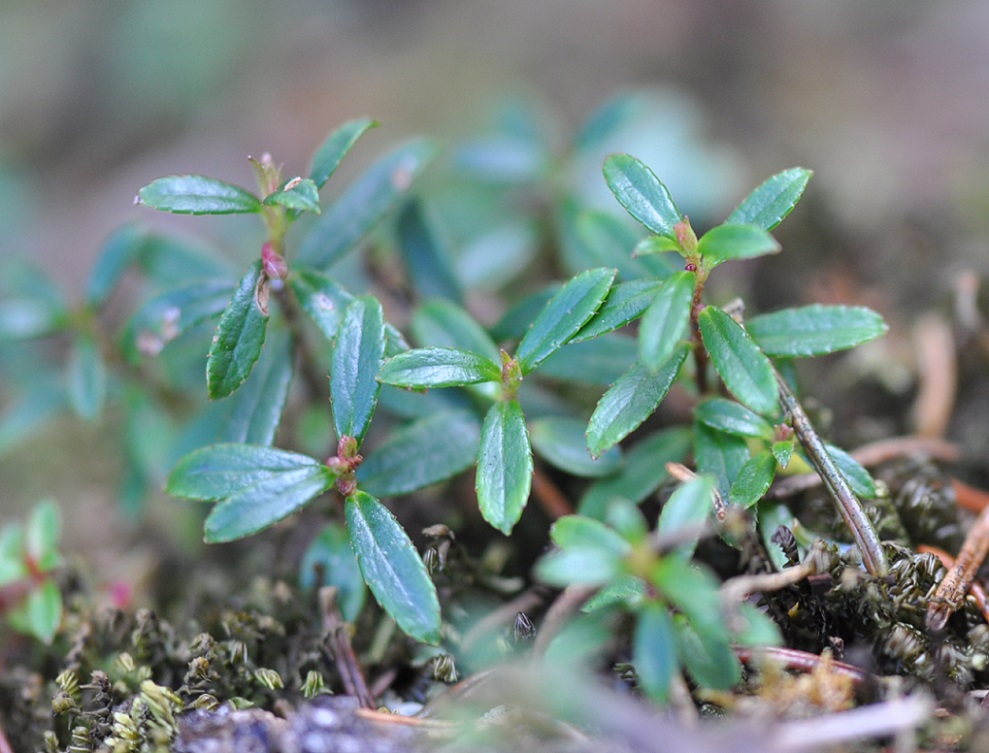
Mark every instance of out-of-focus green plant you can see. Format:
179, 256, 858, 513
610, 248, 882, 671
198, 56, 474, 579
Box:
0, 500, 63, 643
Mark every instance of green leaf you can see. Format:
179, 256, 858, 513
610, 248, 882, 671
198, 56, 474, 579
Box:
310, 118, 378, 189
289, 268, 354, 340
539, 334, 638, 387
570, 280, 666, 343
658, 475, 716, 560
476, 400, 533, 534
698, 306, 778, 416
85, 224, 145, 308
772, 439, 795, 469
733, 602, 783, 647
573, 208, 676, 280
167, 443, 328, 500
137, 175, 262, 214
396, 201, 462, 303
535, 547, 624, 588
66, 335, 107, 422
491, 285, 558, 342
25, 579, 62, 643
696, 223, 780, 268
634, 602, 679, 702
652, 557, 724, 636
583, 573, 646, 612
0, 378, 67, 456
602, 154, 682, 240
263, 177, 321, 214
517, 267, 616, 373
727, 167, 812, 231
675, 617, 740, 690
694, 398, 774, 440
824, 443, 878, 498
297, 139, 439, 269
120, 280, 235, 362
359, 409, 481, 497
633, 235, 682, 257
411, 299, 500, 362
530, 416, 622, 478
25, 500, 60, 569
729, 450, 777, 508
331, 297, 385, 445
639, 271, 694, 372
207, 262, 269, 399
0, 296, 67, 340
345, 491, 441, 644
586, 345, 688, 458
579, 428, 691, 519
378, 347, 501, 388
694, 423, 750, 501
746, 305, 888, 357
550, 515, 631, 557
221, 329, 293, 446
300, 522, 367, 622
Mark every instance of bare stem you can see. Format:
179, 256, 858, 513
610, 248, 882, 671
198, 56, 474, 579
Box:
925, 505, 989, 632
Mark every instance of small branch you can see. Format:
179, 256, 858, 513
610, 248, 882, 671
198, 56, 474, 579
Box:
951, 477, 989, 513
531, 585, 596, 659
918, 544, 989, 626
720, 562, 814, 605
775, 372, 887, 577
733, 646, 867, 684
531, 466, 574, 520
320, 587, 376, 709
667, 462, 727, 521
926, 505, 989, 632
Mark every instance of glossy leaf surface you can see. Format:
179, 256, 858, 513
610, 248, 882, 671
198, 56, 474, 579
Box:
310, 118, 378, 189
263, 177, 321, 214
530, 416, 622, 477
729, 450, 777, 508
696, 224, 780, 268
346, 491, 441, 644
698, 306, 777, 416
746, 305, 888, 357
207, 262, 269, 399
635, 602, 678, 702
639, 271, 694, 372
586, 345, 688, 458
571, 280, 665, 343
137, 175, 262, 214
359, 409, 481, 497
396, 201, 462, 303
694, 398, 774, 440
694, 423, 750, 501
603, 154, 682, 240
726, 167, 812, 231
517, 267, 616, 373
378, 347, 501, 388
411, 299, 500, 361
658, 474, 715, 560
221, 330, 293, 446
300, 522, 367, 622
331, 297, 385, 445
476, 400, 533, 534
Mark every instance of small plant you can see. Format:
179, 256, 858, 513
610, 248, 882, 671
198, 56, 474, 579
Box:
0, 500, 63, 643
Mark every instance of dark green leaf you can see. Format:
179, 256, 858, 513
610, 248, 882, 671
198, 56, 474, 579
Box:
490, 285, 558, 342
583, 574, 646, 612
694, 423, 750, 501
602, 154, 682, 240
825, 443, 878, 498
203, 462, 333, 542
120, 280, 235, 362
586, 345, 688, 458
345, 491, 441, 644
134, 233, 235, 285
310, 118, 378, 189
378, 347, 501, 388
658, 475, 716, 559
300, 522, 367, 622
221, 329, 293, 446
167, 443, 328, 500
137, 175, 262, 214
66, 336, 107, 421
729, 450, 777, 508
694, 398, 774, 439
359, 409, 481, 497
457, 220, 539, 292
411, 299, 500, 361
746, 305, 888, 357
396, 201, 462, 303
696, 223, 780, 268
539, 334, 638, 386
297, 139, 439, 269
639, 271, 694, 372
263, 177, 321, 214
652, 557, 724, 636
207, 262, 269, 399
573, 208, 676, 280
331, 297, 385, 445
571, 280, 666, 343
476, 400, 533, 534
85, 224, 145, 308
530, 416, 622, 477
579, 428, 691, 519
634, 602, 679, 702
772, 439, 794, 469
517, 267, 616, 373
289, 268, 353, 340
550, 515, 631, 557
698, 306, 778, 416
675, 617, 740, 690
727, 167, 812, 231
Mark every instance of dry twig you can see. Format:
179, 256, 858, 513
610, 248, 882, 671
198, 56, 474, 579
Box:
320, 586, 376, 709
926, 504, 989, 632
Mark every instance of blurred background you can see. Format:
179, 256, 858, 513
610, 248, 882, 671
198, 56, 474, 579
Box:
3, 0, 989, 562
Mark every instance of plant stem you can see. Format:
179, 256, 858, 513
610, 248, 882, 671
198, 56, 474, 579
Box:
774, 372, 888, 577
925, 505, 989, 632
919, 544, 989, 627
320, 586, 375, 708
